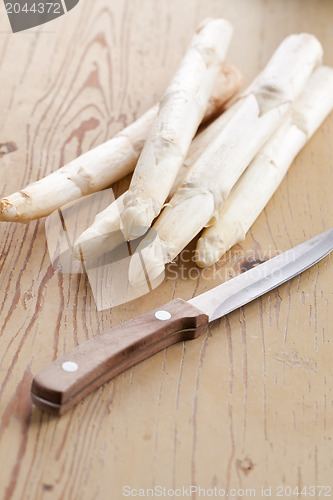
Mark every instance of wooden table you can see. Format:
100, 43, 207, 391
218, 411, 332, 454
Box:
0, 1, 332, 498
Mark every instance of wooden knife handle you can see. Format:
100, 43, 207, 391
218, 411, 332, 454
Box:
31, 298, 208, 415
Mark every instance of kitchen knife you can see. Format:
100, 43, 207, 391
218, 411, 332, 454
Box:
31, 229, 333, 415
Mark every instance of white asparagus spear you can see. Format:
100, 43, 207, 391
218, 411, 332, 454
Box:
120, 18, 234, 239
128, 33, 323, 285
167, 103, 238, 199
196, 65, 333, 267
73, 109, 235, 262
0, 63, 241, 224
0, 107, 156, 223
203, 62, 243, 122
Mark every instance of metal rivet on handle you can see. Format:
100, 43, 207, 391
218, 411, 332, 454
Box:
62, 361, 79, 372
155, 310, 171, 321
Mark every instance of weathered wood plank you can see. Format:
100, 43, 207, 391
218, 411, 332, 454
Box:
0, 0, 332, 498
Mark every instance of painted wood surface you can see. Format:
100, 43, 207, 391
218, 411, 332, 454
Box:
0, 0, 332, 498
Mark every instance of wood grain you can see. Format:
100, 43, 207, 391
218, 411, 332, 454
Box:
0, 0, 332, 498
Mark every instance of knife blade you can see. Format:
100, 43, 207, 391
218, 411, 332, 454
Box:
31, 229, 333, 415
189, 228, 333, 320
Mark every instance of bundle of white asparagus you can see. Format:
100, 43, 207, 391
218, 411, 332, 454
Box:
2, 19, 332, 288
127, 33, 324, 285
75, 32, 323, 267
